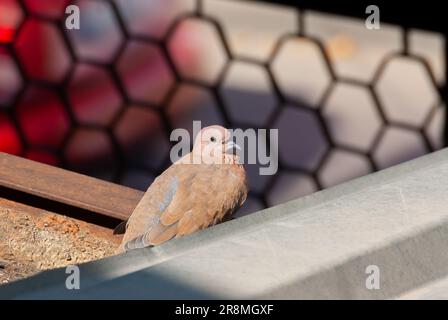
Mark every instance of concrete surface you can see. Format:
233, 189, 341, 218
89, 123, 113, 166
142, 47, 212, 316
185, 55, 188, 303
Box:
2, 148, 448, 299
398, 276, 448, 299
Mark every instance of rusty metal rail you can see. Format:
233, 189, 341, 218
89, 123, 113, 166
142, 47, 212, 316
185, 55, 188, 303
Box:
0, 152, 143, 227
0, 152, 143, 283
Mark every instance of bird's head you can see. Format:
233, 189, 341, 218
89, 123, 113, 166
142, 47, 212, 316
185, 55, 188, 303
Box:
193, 125, 241, 164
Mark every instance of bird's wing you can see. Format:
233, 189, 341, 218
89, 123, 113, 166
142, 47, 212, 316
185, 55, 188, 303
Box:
121, 164, 246, 251
121, 164, 202, 251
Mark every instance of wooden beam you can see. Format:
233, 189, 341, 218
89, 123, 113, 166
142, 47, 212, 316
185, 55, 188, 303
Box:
0, 152, 143, 221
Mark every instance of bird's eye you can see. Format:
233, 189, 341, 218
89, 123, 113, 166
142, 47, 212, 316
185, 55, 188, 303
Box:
210, 136, 216, 142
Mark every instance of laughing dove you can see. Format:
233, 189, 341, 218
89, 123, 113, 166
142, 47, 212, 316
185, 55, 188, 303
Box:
116, 125, 248, 253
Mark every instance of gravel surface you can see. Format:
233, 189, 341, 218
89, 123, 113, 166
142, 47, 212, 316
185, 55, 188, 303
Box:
0, 204, 121, 285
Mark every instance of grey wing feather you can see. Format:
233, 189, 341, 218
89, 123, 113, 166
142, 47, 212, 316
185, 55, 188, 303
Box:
124, 234, 153, 251
121, 176, 179, 250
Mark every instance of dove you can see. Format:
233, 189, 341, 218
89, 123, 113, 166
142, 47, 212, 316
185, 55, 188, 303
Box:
115, 125, 248, 254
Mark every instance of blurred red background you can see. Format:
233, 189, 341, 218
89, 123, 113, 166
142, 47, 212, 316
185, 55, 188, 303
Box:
0, 0, 445, 217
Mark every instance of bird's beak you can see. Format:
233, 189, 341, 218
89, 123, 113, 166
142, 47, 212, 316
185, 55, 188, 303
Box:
225, 140, 241, 155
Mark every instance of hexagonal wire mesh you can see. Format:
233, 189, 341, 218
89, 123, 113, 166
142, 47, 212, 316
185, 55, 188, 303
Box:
0, 0, 445, 218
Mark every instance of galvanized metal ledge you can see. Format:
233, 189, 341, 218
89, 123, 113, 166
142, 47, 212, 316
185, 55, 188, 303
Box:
2, 148, 448, 299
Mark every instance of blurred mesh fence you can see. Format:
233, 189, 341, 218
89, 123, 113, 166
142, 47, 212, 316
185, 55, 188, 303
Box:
0, 0, 445, 217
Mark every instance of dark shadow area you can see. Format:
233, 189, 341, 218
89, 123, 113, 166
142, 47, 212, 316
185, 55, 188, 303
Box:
0, 186, 121, 229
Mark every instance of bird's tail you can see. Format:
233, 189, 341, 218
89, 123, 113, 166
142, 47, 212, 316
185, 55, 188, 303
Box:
114, 234, 154, 255
113, 220, 127, 235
